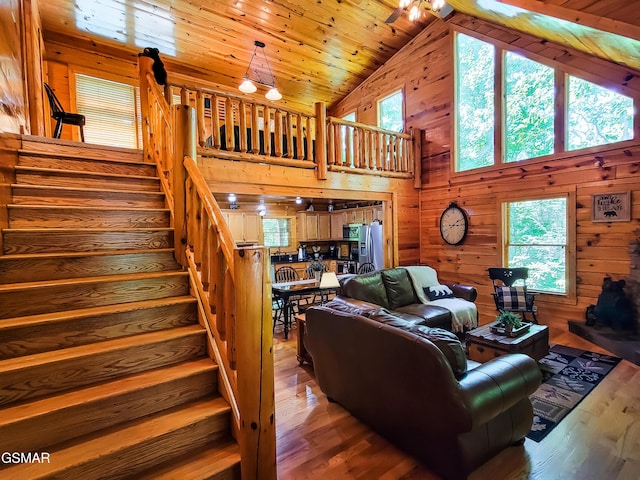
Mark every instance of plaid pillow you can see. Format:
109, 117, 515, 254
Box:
496, 286, 527, 310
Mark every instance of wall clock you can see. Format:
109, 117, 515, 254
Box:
439, 202, 468, 245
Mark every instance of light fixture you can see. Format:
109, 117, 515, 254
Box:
238, 40, 282, 101
257, 199, 267, 216
394, 0, 454, 21
228, 193, 238, 209
295, 196, 303, 205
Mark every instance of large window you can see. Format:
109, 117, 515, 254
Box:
504, 196, 568, 294
262, 218, 291, 248
567, 76, 634, 150
454, 32, 635, 172
75, 74, 141, 149
456, 33, 495, 171
504, 52, 554, 162
378, 90, 403, 132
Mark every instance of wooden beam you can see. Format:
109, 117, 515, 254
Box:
496, 0, 640, 43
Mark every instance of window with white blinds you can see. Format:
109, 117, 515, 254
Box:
75, 74, 142, 149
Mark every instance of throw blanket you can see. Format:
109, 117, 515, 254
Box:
427, 298, 477, 333
405, 265, 477, 332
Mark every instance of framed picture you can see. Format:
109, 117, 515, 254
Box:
592, 192, 631, 222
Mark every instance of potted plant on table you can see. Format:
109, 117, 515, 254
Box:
493, 311, 529, 337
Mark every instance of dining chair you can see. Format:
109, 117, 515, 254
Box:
488, 267, 538, 324
357, 262, 376, 274
274, 265, 306, 331
44, 83, 86, 142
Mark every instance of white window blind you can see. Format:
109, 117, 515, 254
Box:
75, 74, 141, 149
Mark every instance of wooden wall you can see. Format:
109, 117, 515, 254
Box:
332, 15, 640, 333
0, 0, 27, 134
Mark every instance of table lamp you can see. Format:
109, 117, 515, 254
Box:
319, 272, 340, 289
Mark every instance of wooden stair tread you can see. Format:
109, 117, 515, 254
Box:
0, 296, 196, 330
15, 165, 160, 182
8, 204, 170, 213
11, 183, 165, 197
20, 136, 142, 157
136, 439, 241, 480
0, 324, 205, 373
0, 248, 175, 261
0, 397, 231, 479
0, 270, 188, 291
18, 148, 147, 167
0, 358, 217, 426
2, 227, 172, 233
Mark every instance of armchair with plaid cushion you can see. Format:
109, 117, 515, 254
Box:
488, 267, 538, 324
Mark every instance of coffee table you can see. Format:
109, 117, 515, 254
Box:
466, 321, 549, 362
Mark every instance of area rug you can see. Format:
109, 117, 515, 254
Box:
526, 344, 621, 442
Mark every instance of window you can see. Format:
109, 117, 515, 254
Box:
454, 32, 635, 172
504, 52, 554, 162
378, 90, 403, 132
262, 218, 291, 247
504, 196, 568, 294
75, 74, 142, 149
567, 76, 633, 151
456, 33, 495, 171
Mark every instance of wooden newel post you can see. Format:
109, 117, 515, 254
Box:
235, 247, 276, 480
315, 102, 327, 180
173, 104, 197, 268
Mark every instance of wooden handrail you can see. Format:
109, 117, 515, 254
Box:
138, 57, 276, 480
327, 116, 415, 177
163, 82, 415, 181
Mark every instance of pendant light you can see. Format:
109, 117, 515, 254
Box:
238, 40, 282, 101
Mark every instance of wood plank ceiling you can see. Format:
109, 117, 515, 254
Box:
39, 0, 434, 113
39, 1, 640, 115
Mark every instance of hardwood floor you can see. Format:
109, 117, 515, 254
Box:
274, 325, 640, 480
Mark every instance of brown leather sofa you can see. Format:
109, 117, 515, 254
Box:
338, 267, 478, 332
305, 301, 542, 480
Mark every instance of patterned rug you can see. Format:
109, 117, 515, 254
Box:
527, 344, 622, 442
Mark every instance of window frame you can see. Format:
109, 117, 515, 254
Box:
497, 189, 576, 302
452, 29, 639, 175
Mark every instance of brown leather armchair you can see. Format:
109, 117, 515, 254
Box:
305, 304, 541, 480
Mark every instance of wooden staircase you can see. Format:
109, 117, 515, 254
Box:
0, 140, 240, 479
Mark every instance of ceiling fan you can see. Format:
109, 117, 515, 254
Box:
385, 0, 453, 24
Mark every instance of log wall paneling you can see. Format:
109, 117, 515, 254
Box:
0, 0, 27, 134
332, 14, 640, 334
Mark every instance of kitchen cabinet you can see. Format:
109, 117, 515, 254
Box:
318, 213, 331, 240
330, 211, 347, 240
223, 211, 261, 243
297, 212, 331, 241
347, 209, 365, 225
372, 205, 383, 222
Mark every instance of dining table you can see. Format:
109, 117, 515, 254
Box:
272, 276, 342, 339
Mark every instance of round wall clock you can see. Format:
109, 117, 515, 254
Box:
439, 202, 468, 245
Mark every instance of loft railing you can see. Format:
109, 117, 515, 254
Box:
164, 83, 417, 179
327, 117, 415, 178
138, 56, 276, 480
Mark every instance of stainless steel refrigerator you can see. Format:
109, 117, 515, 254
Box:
358, 221, 384, 270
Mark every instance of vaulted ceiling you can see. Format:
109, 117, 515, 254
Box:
39, 0, 640, 114
39, 0, 433, 113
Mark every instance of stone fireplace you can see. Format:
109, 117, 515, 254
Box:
568, 242, 640, 365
